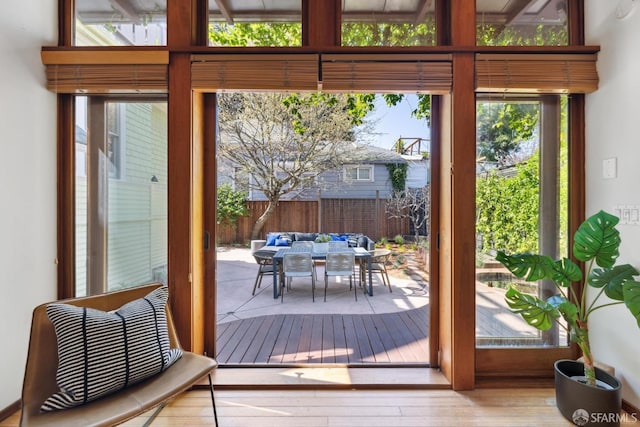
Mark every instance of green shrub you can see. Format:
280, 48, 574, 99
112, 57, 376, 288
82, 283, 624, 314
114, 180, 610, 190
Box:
394, 235, 405, 245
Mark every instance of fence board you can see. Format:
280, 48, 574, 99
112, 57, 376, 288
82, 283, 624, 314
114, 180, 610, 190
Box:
217, 199, 410, 244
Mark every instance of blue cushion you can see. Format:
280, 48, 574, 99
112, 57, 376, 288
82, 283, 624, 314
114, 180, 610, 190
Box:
266, 233, 279, 246
275, 237, 291, 246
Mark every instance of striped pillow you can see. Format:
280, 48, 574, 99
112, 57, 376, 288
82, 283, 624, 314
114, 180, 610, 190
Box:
41, 286, 183, 412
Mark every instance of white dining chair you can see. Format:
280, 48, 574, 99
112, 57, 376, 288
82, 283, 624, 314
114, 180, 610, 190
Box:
324, 251, 357, 302
282, 252, 316, 302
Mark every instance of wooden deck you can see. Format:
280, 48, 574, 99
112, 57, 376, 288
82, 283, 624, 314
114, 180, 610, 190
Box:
216, 307, 429, 365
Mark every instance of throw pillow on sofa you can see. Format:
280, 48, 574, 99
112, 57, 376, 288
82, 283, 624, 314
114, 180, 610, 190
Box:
41, 286, 182, 411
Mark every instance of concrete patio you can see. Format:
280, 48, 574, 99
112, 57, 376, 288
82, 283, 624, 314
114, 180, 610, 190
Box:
216, 247, 431, 324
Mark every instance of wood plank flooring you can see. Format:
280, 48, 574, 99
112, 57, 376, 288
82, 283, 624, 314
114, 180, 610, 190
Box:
4, 387, 639, 426
116, 388, 637, 427
216, 308, 429, 365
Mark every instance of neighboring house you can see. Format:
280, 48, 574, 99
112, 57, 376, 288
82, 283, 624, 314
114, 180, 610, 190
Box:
75, 101, 168, 296
219, 143, 414, 201
402, 153, 431, 190
395, 137, 431, 190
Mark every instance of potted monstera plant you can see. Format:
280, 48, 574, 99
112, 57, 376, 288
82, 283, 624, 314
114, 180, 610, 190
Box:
496, 210, 640, 426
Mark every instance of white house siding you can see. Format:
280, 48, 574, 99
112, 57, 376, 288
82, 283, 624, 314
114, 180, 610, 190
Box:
75, 102, 168, 295
107, 103, 168, 290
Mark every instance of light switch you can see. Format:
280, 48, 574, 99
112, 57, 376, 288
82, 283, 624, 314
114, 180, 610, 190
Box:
603, 158, 617, 179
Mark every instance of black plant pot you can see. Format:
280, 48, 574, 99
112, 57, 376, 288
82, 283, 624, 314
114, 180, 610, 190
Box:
554, 359, 622, 426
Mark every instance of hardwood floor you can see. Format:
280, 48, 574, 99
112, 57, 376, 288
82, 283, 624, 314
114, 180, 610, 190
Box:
0, 388, 581, 427
216, 309, 429, 365
3, 382, 638, 426
115, 388, 601, 427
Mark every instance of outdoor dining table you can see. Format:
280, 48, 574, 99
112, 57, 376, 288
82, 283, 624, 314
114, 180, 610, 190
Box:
270, 246, 373, 299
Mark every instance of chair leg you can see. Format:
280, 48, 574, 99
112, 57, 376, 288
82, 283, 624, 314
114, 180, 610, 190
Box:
351, 275, 357, 301
312, 274, 315, 302
252, 272, 261, 295
324, 274, 328, 302
141, 402, 166, 427
281, 277, 285, 303
208, 373, 219, 427
384, 269, 392, 292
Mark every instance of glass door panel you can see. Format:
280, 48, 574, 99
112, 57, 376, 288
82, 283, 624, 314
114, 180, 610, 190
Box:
475, 95, 569, 347
75, 97, 168, 296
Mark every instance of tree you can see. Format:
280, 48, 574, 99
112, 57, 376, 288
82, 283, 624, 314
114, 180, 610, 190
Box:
386, 186, 431, 242
218, 92, 361, 239
476, 102, 539, 166
475, 154, 540, 255
216, 183, 248, 229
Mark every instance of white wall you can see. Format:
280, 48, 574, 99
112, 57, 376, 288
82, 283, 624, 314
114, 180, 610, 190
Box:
0, 0, 57, 410
585, 0, 640, 409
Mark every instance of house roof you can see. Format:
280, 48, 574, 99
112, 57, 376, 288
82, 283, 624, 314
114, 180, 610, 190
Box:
346, 144, 407, 165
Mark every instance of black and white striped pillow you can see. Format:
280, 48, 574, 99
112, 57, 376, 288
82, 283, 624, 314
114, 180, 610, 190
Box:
41, 286, 182, 412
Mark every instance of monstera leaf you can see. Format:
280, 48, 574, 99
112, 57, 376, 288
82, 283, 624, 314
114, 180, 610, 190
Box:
623, 281, 640, 328
573, 210, 620, 268
589, 264, 640, 301
496, 252, 556, 282
505, 287, 559, 331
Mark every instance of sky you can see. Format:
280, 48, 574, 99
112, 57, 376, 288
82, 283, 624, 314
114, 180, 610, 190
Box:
365, 94, 431, 150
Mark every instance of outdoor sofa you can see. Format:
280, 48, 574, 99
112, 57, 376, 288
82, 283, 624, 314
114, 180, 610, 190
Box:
251, 232, 375, 253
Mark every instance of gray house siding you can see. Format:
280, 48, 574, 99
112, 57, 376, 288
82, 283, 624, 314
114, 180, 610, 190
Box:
247, 164, 395, 201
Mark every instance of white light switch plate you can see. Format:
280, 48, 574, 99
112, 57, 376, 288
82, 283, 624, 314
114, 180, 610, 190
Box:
603, 158, 617, 179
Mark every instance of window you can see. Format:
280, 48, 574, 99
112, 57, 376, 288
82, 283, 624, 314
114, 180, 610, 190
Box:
75, 97, 168, 297
208, 2, 302, 46
107, 103, 124, 179
344, 165, 373, 182
341, 0, 436, 46
75, 0, 167, 46
476, 0, 568, 46
475, 95, 569, 347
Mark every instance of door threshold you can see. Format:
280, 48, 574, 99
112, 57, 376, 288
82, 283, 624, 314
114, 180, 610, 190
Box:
207, 366, 450, 390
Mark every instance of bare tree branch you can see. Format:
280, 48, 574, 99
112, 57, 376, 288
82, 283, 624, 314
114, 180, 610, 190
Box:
218, 92, 363, 239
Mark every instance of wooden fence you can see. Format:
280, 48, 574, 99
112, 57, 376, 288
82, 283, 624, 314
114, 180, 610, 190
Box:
217, 199, 409, 244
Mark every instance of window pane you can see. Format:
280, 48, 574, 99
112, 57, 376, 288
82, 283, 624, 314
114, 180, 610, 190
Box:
208, 1, 302, 46
342, 0, 436, 46
75, 97, 168, 296
475, 96, 569, 347
476, 0, 568, 46
358, 167, 371, 181
75, 0, 167, 46
346, 167, 358, 180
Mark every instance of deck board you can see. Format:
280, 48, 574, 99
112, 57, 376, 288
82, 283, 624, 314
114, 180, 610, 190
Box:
217, 307, 430, 365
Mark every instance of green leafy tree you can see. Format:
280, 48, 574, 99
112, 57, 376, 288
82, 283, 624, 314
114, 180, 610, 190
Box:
342, 20, 436, 47
476, 154, 540, 254
477, 23, 568, 46
216, 183, 248, 229
476, 102, 539, 166
209, 23, 301, 47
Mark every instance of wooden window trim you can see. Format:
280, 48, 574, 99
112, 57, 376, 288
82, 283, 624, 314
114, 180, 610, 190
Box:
52, 0, 591, 391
